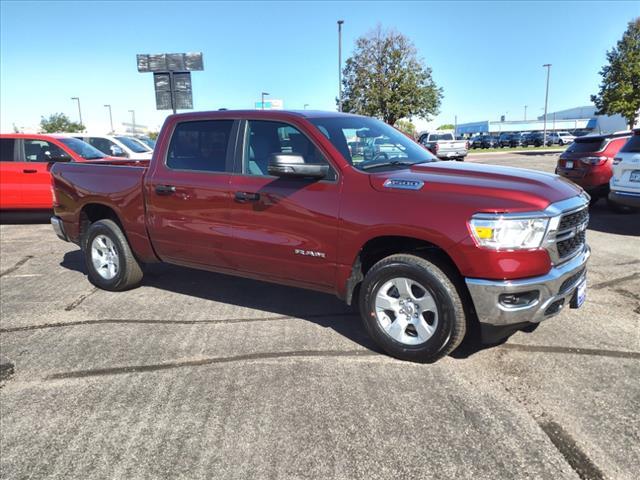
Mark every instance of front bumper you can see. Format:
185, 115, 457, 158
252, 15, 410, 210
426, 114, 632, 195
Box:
609, 189, 640, 208
465, 245, 590, 326
50, 216, 69, 242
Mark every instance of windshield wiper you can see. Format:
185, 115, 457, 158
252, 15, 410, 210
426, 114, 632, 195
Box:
360, 160, 419, 170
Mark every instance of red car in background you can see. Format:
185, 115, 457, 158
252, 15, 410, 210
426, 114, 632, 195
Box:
0, 133, 113, 210
556, 132, 631, 205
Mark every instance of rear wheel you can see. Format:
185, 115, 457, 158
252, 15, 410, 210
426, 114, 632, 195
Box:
84, 219, 143, 291
359, 254, 467, 363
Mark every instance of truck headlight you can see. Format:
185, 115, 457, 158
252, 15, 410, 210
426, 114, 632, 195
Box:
468, 215, 550, 250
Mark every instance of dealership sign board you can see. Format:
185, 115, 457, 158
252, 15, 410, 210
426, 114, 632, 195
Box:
137, 52, 203, 113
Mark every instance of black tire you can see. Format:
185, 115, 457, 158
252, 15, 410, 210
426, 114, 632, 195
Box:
84, 219, 143, 291
359, 254, 467, 363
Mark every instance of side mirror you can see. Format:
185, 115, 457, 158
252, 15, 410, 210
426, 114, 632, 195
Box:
267, 153, 328, 179
45, 151, 72, 162
110, 145, 126, 157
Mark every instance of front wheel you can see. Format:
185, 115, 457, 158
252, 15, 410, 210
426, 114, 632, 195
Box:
84, 219, 144, 291
359, 254, 467, 363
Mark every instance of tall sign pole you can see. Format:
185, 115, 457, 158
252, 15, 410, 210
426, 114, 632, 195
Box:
71, 97, 83, 126
338, 20, 344, 112
542, 64, 551, 146
104, 104, 114, 133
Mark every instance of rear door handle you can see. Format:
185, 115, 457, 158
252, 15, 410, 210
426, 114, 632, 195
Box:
235, 191, 260, 202
23, 169, 37, 174
155, 185, 176, 195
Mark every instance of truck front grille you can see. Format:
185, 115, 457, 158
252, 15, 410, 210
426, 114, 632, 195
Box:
557, 230, 587, 259
558, 208, 589, 232
551, 206, 589, 263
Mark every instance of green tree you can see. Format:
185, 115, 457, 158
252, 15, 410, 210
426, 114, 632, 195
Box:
148, 131, 159, 140
40, 113, 84, 133
394, 119, 417, 138
341, 25, 442, 125
437, 124, 455, 130
591, 17, 640, 129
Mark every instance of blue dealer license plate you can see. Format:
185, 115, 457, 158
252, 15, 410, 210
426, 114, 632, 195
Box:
571, 278, 587, 309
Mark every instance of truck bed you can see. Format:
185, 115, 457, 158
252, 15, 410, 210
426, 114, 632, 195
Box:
50, 160, 157, 262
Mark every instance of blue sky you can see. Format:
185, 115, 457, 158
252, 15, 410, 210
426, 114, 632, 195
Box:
1, 0, 638, 132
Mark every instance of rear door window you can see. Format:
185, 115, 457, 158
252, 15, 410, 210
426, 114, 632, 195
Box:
167, 120, 234, 172
88, 137, 117, 155
0, 138, 16, 161
620, 135, 640, 153
566, 137, 606, 153
22, 139, 66, 162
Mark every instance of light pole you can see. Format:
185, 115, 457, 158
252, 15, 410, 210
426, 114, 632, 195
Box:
261, 92, 269, 110
542, 64, 552, 146
524, 105, 528, 121
128, 109, 136, 135
337, 19, 344, 112
71, 97, 83, 127
104, 104, 114, 133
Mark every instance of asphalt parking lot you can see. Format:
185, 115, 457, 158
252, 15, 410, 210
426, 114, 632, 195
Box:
1, 152, 638, 480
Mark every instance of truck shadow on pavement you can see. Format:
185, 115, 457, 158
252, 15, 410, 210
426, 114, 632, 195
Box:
60, 250, 383, 354
587, 202, 640, 236
60, 250, 525, 360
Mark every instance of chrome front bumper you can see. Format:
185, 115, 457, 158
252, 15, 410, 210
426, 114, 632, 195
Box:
50, 216, 69, 242
465, 245, 590, 326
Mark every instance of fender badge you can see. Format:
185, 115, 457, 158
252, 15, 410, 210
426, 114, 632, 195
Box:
383, 179, 424, 190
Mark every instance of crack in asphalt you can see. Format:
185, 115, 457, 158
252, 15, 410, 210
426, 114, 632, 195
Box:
45, 349, 379, 380
0, 312, 358, 333
591, 272, 640, 290
538, 419, 605, 480
499, 343, 640, 360
0, 255, 33, 278
64, 287, 99, 311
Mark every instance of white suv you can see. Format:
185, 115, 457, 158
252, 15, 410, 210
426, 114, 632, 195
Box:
548, 131, 575, 146
71, 134, 153, 160
609, 129, 640, 210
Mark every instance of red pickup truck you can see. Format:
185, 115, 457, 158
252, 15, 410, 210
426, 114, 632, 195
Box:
50, 110, 591, 362
0, 133, 117, 211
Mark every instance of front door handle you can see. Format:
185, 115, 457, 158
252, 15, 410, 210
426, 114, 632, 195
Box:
155, 185, 176, 195
23, 169, 37, 174
235, 191, 260, 202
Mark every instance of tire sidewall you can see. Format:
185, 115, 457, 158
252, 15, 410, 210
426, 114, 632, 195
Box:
85, 221, 128, 290
360, 261, 456, 361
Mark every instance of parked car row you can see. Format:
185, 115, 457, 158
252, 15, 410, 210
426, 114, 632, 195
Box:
469, 131, 575, 149
556, 130, 639, 211
0, 132, 152, 211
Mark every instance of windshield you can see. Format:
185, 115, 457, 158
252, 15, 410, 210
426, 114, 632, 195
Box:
566, 137, 606, 153
115, 136, 149, 153
310, 116, 437, 171
136, 136, 156, 149
59, 138, 106, 159
429, 133, 454, 141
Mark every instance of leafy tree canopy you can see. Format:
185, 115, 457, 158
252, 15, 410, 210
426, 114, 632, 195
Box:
40, 113, 84, 133
341, 25, 443, 125
394, 119, 417, 138
591, 18, 640, 129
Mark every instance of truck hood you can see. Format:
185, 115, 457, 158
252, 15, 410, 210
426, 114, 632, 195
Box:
368, 161, 583, 213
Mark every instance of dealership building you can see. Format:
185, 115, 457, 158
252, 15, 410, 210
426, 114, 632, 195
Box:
456, 106, 628, 136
